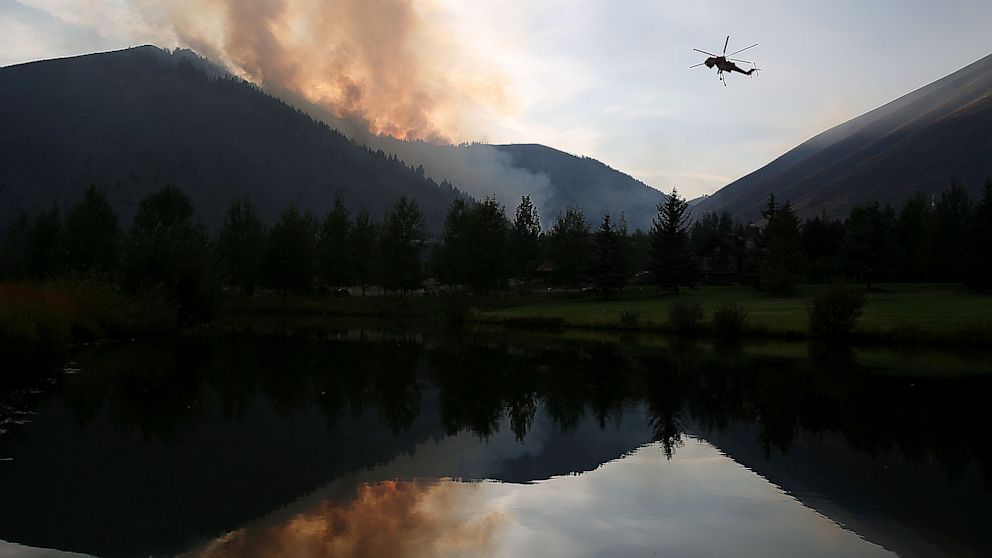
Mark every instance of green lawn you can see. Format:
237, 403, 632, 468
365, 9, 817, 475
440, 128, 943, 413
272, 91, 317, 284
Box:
479, 284, 992, 339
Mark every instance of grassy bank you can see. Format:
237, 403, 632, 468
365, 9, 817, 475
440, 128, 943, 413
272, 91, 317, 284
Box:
476, 284, 992, 345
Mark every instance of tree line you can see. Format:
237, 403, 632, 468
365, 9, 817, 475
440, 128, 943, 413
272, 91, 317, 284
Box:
2, 179, 990, 321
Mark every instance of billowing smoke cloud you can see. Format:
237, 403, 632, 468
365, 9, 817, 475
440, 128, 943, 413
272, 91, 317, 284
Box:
153, 0, 507, 143
180, 480, 507, 558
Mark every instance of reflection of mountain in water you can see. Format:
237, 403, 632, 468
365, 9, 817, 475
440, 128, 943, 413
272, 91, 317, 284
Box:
0, 332, 989, 557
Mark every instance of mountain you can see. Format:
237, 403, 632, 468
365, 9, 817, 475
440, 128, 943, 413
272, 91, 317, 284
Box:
368, 138, 667, 232
0, 46, 462, 232
695, 52, 992, 221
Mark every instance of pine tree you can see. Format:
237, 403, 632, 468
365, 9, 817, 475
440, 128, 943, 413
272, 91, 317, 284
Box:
64, 185, 120, 276
760, 201, 805, 293
318, 197, 353, 289
511, 195, 542, 283
262, 207, 318, 294
464, 196, 510, 294
547, 207, 591, 290
217, 197, 266, 295
435, 198, 472, 286
650, 189, 696, 294
966, 179, 992, 291
842, 202, 896, 290
378, 197, 426, 293
592, 214, 627, 299
349, 210, 378, 296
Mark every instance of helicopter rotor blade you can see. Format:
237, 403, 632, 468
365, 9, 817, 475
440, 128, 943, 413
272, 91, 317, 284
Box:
727, 43, 758, 57
729, 58, 753, 64
689, 62, 706, 68
693, 48, 718, 57
723, 36, 730, 55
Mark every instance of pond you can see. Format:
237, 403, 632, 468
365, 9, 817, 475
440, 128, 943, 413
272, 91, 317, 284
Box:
1, 328, 990, 557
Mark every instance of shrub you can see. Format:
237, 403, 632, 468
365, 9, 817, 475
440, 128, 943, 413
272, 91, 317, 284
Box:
808, 284, 866, 338
619, 309, 641, 328
712, 303, 748, 336
668, 299, 703, 334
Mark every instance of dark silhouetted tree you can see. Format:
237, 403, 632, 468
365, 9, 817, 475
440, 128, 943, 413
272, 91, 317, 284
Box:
895, 193, 932, 281
931, 182, 971, 281
318, 197, 353, 289
465, 196, 510, 294
435, 198, 472, 286
966, 179, 992, 291
650, 189, 696, 294
349, 209, 378, 296
0, 212, 30, 279
121, 185, 214, 321
547, 206, 591, 289
760, 200, 804, 293
262, 207, 318, 294
842, 202, 896, 289
511, 195, 542, 283
800, 212, 844, 283
64, 185, 120, 276
24, 206, 64, 280
592, 214, 628, 299
378, 197, 426, 293
217, 198, 266, 295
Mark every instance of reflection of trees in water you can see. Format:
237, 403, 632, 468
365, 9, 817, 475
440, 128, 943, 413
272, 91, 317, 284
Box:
59, 330, 992, 484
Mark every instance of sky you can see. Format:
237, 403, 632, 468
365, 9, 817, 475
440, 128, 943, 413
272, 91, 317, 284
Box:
2, 0, 992, 198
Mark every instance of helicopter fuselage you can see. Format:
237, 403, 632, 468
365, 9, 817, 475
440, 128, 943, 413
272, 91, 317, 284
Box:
705, 56, 752, 75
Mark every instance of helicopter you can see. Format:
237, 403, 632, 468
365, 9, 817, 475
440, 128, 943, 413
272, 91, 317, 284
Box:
690, 36, 759, 86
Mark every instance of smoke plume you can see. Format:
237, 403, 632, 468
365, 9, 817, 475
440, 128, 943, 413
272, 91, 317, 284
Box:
180, 479, 507, 558
155, 0, 507, 143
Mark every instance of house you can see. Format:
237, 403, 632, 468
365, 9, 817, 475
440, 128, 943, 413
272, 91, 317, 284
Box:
696, 233, 745, 285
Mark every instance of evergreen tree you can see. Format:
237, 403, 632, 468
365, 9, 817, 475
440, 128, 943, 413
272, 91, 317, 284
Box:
931, 182, 971, 281
511, 195, 542, 283
121, 185, 214, 321
895, 193, 932, 281
217, 198, 266, 295
650, 189, 696, 294
547, 206, 591, 290
262, 207, 318, 294
464, 196, 510, 294
378, 197, 427, 293
435, 198, 472, 286
318, 197, 353, 289
592, 214, 628, 299
760, 201, 805, 293
965, 179, 992, 291
349, 209, 378, 296
64, 185, 120, 276
842, 202, 896, 289
800, 212, 844, 283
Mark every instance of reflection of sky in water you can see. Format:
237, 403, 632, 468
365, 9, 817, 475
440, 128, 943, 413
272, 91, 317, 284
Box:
180, 437, 894, 558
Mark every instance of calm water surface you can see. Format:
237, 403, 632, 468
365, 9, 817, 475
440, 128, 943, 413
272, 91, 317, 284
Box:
1, 329, 989, 557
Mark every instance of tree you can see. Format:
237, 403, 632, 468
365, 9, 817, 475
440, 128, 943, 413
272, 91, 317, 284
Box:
64, 185, 120, 276
931, 182, 971, 281
262, 207, 319, 294
217, 198, 266, 295
592, 214, 628, 299
547, 207, 591, 289
800, 212, 844, 283
121, 185, 214, 321
760, 201, 805, 293
378, 197, 427, 293
349, 209, 378, 296
435, 198, 472, 286
650, 189, 696, 294
464, 196, 510, 294
894, 193, 932, 281
842, 202, 896, 289
511, 195, 542, 283
318, 197, 353, 289
965, 179, 992, 291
